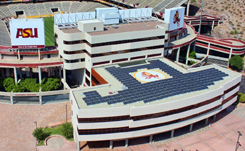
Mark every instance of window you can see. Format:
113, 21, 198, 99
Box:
94, 27, 96, 30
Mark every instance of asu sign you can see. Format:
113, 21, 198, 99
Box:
164, 7, 185, 31
10, 19, 45, 49
16, 28, 38, 38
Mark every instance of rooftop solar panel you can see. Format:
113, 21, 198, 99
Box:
83, 60, 228, 105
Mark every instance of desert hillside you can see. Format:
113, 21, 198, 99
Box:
191, 0, 245, 41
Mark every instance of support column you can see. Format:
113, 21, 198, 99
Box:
38, 48, 41, 60
207, 43, 211, 55
48, 67, 51, 77
14, 67, 17, 84
229, 48, 233, 59
189, 124, 193, 132
205, 118, 209, 125
76, 141, 80, 151
185, 44, 191, 65
177, 31, 180, 40
176, 48, 180, 62
171, 130, 174, 138
211, 21, 214, 30
18, 49, 20, 60
149, 135, 153, 143
10, 96, 13, 104
213, 115, 216, 120
63, 68, 66, 82
38, 67, 42, 84
186, 0, 190, 16
125, 139, 128, 147
109, 140, 113, 150
39, 95, 42, 105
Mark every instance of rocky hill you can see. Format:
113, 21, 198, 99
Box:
191, 0, 245, 41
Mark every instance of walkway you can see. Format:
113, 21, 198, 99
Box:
38, 136, 76, 151
0, 102, 72, 151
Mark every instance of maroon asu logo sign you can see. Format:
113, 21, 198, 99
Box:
16, 28, 38, 38
173, 11, 180, 27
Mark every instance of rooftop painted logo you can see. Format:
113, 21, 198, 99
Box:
133, 70, 167, 83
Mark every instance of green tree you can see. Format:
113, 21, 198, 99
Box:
13, 85, 25, 92
61, 123, 73, 139
41, 78, 60, 91
229, 55, 244, 71
230, 30, 235, 34
3, 77, 15, 92
189, 50, 196, 59
32, 127, 51, 142
238, 92, 245, 103
12, 78, 40, 92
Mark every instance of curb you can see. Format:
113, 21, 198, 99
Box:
44, 135, 74, 146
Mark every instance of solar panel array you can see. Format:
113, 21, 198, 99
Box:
83, 60, 228, 106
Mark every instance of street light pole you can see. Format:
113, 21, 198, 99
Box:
66, 104, 67, 123
34, 121, 37, 129
34, 121, 37, 151
198, 0, 204, 35
235, 131, 242, 151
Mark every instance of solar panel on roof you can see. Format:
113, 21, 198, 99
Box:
84, 61, 228, 105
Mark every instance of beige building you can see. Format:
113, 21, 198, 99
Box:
53, 8, 242, 151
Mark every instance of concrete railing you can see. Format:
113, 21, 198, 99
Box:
0, 89, 70, 105
189, 55, 208, 68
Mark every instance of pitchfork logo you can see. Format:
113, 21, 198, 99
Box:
16, 28, 38, 38
141, 71, 160, 79
173, 10, 180, 27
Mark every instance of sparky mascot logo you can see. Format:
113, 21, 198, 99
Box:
16, 28, 38, 38
173, 10, 180, 27
141, 72, 160, 79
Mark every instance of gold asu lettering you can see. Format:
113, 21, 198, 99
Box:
16, 28, 38, 38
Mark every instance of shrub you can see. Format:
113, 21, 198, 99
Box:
229, 55, 244, 71
41, 77, 60, 91
238, 92, 245, 103
3, 77, 15, 92
33, 127, 51, 142
13, 78, 40, 92
190, 60, 197, 65
189, 50, 196, 59
61, 123, 73, 139
230, 30, 235, 34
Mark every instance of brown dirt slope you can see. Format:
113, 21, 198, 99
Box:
191, 0, 245, 41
